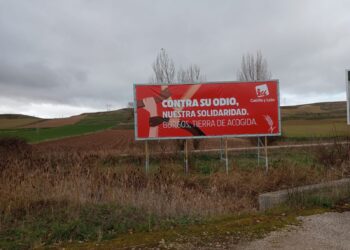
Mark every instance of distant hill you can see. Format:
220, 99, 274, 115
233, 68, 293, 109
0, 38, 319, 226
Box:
0, 114, 42, 129
0, 108, 134, 143
0, 102, 348, 142
282, 101, 346, 120
0, 114, 40, 119
281, 101, 348, 138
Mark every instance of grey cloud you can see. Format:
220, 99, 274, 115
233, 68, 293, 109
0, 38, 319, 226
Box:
0, 61, 89, 103
0, 62, 79, 88
0, 0, 349, 117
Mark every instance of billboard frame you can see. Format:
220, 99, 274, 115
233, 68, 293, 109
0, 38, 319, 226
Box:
133, 80, 281, 141
347, 69, 350, 125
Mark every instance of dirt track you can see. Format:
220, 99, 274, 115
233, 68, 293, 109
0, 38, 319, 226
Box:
237, 211, 350, 250
165, 211, 350, 250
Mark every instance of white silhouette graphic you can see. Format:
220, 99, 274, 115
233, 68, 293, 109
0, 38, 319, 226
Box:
264, 115, 275, 133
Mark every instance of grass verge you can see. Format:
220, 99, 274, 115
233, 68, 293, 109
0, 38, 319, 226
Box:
55, 206, 330, 250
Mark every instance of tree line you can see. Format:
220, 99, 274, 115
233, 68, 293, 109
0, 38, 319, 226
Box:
151, 48, 271, 85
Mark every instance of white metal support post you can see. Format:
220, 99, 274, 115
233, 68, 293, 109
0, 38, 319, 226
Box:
257, 137, 260, 166
347, 70, 350, 125
145, 141, 149, 174
225, 137, 229, 174
184, 140, 189, 174
264, 136, 268, 173
220, 138, 224, 160
257, 137, 269, 173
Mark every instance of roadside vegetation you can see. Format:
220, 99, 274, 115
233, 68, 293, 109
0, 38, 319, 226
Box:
1, 101, 350, 248
0, 136, 349, 249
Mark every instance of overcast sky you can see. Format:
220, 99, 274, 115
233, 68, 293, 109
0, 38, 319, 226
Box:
0, 0, 349, 118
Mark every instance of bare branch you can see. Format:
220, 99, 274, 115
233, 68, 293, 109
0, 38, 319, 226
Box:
237, 50, 271, 81
152, 48, 175, 84
151, 49, 205, 84
177, 64, 205, 83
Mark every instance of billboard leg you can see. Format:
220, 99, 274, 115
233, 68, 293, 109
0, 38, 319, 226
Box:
184, 140, 188, 174
220, 138, 224, 160
225, 137, 229, 175
347, 70, 350, 125
257, 137, 268, 171
145, 141, 149, 174
257, 137, 260, 166
265, 136, 269, 173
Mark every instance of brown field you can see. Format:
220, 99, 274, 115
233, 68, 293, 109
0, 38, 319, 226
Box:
0, 117, 41, 129
282, 104, 325, 115
22, 114, 86, 128
34, 129, 252, 153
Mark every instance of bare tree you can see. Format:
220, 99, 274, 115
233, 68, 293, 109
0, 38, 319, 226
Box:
176, 64, 205, 150
237, 51, 271, 81
152, 49, 205, 84
187, 64, 202, 82
177, 64, 205, 83
152, 48, 175, 84
176, 67, 187, 83
151, 50, 205, 150
237, 51, 277, 146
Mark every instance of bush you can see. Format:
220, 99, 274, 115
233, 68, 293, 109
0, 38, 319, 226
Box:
192, 139, 201, 150
315, 137, 350, 168
0, 137, 31, 155
176, 139, 185, 151
0, 137, 32, 171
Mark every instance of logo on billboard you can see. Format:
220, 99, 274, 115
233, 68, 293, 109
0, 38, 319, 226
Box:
255, 84, 269, 98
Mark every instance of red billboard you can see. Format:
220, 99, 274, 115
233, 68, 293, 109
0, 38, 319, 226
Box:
134, 80, 281, 140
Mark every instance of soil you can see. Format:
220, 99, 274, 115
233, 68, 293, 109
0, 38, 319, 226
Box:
34, 129, 251, 153
22, 115, 86, 128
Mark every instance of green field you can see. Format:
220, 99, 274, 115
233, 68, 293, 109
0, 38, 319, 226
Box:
283, 118, 350, 138
281, 102, 350, 138
0, 102, 349, 143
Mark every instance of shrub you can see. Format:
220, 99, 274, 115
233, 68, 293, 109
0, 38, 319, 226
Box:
0, 137, 32, 171
315, 137, 350, 169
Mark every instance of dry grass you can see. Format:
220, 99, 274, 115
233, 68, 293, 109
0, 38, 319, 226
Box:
0, 143, 343, 220
0, 137, 348, 248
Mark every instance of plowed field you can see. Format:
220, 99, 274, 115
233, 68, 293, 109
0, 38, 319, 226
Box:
34, 129, 251, 153
22, 115, 86, 128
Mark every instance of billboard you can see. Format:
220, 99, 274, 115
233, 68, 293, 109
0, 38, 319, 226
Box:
134, 80, 281, 140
